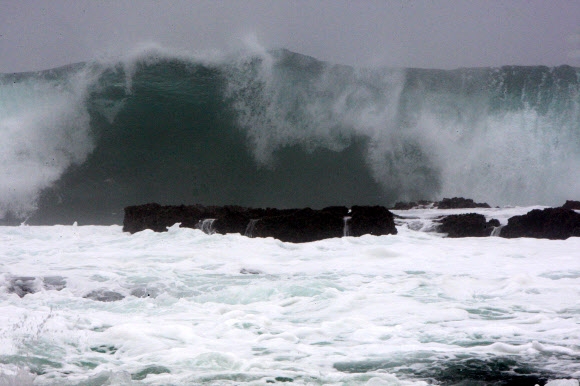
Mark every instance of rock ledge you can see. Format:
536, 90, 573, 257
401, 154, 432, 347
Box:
123, 203, 397, 243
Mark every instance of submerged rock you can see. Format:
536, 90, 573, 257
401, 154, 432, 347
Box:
500, 208, 580, 240
43, 276, 66, 291
392, 201, 419, 210
131, 365, 171, 381
123, 203, 396, 242
240, 268, 262, 275
84, 290, 125, 302
130, 287, 158, 298
6, 276, 67, 297
7, 276, 39, 298
437, 213, 499, 238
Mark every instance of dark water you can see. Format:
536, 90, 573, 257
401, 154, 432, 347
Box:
1, 49, 579, 224
335, 356, 576, 385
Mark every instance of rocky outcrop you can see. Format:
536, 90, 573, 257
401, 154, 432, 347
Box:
249, 207, 349, 243
562, 200, 580, 210
123, 204, 397, 242
500, 208, 580, 240
392, 200, 434, 210
349, 206, 398, 237
437, 213, 500, 238
437, 197, 491, 209
391, 197, 490, 210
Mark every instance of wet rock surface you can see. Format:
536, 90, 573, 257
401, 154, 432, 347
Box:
6, 276, 67, 298
436, 197, 491, 209
562, 200, 580, 210
124, 203, 397, 242
392, 197, 490, 210
124, 200, 580, 240
84, 289, 125, 302
500, 207, 580, 240
437, 213, 499, 238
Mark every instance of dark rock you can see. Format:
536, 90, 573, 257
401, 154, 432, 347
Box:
436, 197, 491, 209
240, 268, 262, 275
91, 345, 118, 354
8, 276, 39, 298
392, 200, 435, 210
43, 276, 66, 291
274, 377, 294, 382
130, 287, 159, 298
84, 290, 125, 302
131, 366, 171, 381
501, 208, 580, 240
123, 203, 299, 235
349, 206, 397, 237
7, 276, 67, 298
393, 201, 418, 210
123, 204, 396, 242
562, 200, 580, 210
437, 213, 499, 238
0, 211, 23, 226
252, 207, 345, 243
123, 203, 205, 233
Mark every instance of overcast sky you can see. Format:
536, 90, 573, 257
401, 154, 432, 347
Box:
1, 0, 579, 73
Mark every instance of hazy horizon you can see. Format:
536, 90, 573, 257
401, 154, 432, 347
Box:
1, 0, 579, 73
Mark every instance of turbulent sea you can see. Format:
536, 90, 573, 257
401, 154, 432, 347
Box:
1, 47, 580, 384
1, 207, 580, 385
1, 47, 579, 223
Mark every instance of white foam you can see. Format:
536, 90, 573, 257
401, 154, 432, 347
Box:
0, 207, 579, 383
0, 68, 98, 219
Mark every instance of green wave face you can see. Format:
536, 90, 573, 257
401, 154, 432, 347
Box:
1, 50, 579, 224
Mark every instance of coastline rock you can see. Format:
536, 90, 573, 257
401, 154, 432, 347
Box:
562, 200, 580, 210
123, 204, 397, 242
392, 201, 417, 210
437, 213, 499, 238
437, 197, 491, 209
251, 207, 345, 243
500, 208, 580, 240
349, 206, 397, 237
391, 197, 490, 210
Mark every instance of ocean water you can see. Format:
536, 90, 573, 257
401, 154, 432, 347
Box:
1, 47, 579, 225
1, 45, 579, 384
0, 206, 579, 385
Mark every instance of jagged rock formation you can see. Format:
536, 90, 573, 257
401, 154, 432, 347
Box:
392, 197, 490, 210
437, 213, 500, 238
500, 208, 580, 240
437, 197, 491, 209
392, 200, 434, 210
123, 203, 397, 242
562, 200, 580, 210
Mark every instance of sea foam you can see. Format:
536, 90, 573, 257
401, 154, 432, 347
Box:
0, 207, 579, 384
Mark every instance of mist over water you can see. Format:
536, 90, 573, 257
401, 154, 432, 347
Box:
0, 45, 579, 224
0, 67, 96, 220
1, 42, 580, 385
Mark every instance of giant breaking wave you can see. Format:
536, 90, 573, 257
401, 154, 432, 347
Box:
1, 47, 579, 225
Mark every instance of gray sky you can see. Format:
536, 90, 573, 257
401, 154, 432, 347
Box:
1, 0, 579, 73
